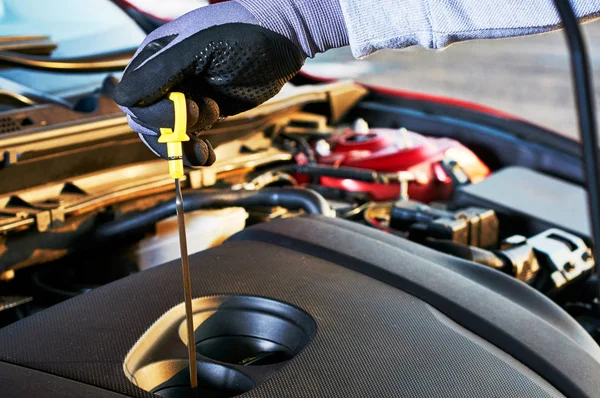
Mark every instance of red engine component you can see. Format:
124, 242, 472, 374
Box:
315, 121, 490, 202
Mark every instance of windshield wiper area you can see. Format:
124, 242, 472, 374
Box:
0, 76, 125, 141
0, 47, 135, 73
0, 36, 57, 55
0, 77, 73, 109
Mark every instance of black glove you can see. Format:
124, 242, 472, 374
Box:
113, 1, 321, 166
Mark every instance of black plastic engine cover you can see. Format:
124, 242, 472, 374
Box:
0, 216, 599, 397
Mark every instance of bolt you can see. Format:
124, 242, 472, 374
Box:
352, 118, 369, 134
563, 261, 576, 272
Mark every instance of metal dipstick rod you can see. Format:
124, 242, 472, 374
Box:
175, 178, 197, 388
159, 92, 197, 389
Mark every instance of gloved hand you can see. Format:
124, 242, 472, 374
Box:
113, 0, 348, 167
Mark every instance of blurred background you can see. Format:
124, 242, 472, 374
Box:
1, 0, 599, 140
305, 22, 600, 141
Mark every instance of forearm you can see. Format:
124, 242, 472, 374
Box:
339, 0, 600, 57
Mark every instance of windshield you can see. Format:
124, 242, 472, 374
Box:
0, 0, 145, 95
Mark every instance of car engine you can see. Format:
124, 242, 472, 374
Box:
0, 76, 599, 397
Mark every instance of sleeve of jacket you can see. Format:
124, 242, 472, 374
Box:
338, 0, 600, 58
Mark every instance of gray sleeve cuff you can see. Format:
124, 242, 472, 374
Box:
339, 0, 600, 58
236, 0, 349, 58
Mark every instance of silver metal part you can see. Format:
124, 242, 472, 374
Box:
174, 178, 197, 389
315, 139, 331, 157
399, 180, 410, 201
352, 118, 370, 134
528, 228, 595, 289
394, 171, 428, 201
399, 127, 413, 149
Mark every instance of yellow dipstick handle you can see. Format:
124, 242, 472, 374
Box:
158, 92, 190, 179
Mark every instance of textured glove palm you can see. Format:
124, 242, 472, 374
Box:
114, 0, 347, 167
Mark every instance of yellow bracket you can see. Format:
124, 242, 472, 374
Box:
159, 92, 190, 179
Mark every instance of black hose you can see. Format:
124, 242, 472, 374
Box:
95, 187, 332, 239
280, 133, 317, 164
551, 1, 600, 287
282, 164, 389, 183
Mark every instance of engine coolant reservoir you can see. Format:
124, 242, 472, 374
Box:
135, 207, 248, 271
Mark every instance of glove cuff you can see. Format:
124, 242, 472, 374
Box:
235, 0, 349, 58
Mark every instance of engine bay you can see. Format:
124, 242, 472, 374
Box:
1, 75, 599, 397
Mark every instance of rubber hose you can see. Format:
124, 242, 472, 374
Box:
280, 133, 316, 164
95, 187, 331, 239
283, 165, 387, 183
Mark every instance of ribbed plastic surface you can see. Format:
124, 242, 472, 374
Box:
0, 238, 561, 397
